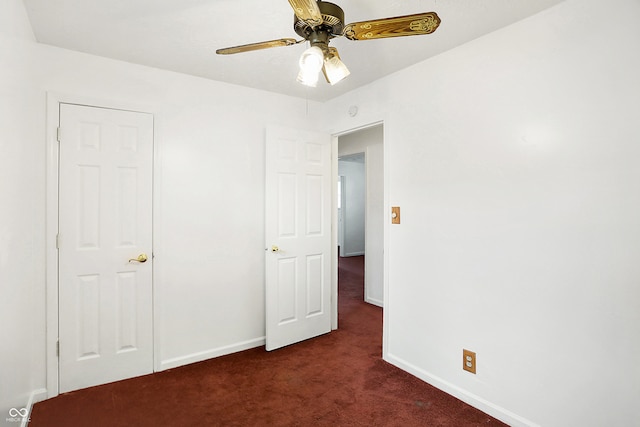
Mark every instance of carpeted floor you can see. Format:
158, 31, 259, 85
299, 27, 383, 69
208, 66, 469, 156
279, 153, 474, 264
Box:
30, 255, 507, 426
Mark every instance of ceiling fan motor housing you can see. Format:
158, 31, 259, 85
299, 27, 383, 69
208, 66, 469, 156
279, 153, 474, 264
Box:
294, 1, 345, 39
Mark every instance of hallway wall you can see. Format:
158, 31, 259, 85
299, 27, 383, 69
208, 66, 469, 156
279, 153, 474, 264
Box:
338, 157, 365, 257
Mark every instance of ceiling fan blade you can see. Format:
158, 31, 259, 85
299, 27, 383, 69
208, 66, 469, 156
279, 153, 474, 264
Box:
216, 38, 300, 55
287, 0, 323, 27
343, 12, 441, 41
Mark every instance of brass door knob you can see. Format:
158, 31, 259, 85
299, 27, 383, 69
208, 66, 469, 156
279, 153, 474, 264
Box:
129, 253, 148, 263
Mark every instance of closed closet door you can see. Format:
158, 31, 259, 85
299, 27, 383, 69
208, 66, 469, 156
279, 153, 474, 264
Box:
58, 103, 154, 393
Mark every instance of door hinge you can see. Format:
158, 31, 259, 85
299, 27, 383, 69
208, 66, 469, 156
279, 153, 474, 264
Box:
56, 340, 59, 357
56, 127, 61, 143
56, 234, 60, 249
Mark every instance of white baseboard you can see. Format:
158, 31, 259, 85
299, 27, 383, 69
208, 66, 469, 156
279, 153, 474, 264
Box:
20, 388, 47, 427
385, 352, 539, 427
341, 251, 364, 257
158, 337, 265, 371
365, 296, 383, 307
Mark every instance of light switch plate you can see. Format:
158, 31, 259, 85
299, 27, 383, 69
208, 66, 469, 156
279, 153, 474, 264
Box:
391, 206, 401, 224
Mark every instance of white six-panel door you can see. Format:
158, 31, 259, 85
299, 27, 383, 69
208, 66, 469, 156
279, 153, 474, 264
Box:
58, 103, 154, 393
265, 125, 332, 351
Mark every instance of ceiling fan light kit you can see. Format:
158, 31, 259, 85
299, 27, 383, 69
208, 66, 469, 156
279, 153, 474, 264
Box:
323, 51, 350, 86
216, 0, 441, 88
297, 46, 324, 87
298, 28, 349, 86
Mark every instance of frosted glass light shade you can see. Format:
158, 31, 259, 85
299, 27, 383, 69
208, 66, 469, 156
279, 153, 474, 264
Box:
299, 46, 324, 72
323, 55, 350, 85
297, 46, 324, 87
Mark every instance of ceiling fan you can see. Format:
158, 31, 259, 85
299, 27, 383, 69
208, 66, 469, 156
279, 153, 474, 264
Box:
216, 0, 441, 87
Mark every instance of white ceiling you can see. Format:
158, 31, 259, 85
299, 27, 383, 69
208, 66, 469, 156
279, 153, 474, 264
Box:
22, 0, 565, 102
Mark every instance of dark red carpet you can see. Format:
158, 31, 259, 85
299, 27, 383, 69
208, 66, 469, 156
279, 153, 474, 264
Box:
30, 255, 507, 426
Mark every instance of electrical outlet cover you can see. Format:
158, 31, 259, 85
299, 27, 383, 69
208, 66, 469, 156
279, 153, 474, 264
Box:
463, 349, 476, 374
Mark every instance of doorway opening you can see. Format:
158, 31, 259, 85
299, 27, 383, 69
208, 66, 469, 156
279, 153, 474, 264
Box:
337, 124, 384, 309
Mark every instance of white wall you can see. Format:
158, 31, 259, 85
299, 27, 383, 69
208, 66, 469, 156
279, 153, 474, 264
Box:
339, 126, 384, 306
0, 1, 46, 421
0, 0, 36, 41
324, 0, 640, 425
338, 158, 365, 256
0, 0, 323, 416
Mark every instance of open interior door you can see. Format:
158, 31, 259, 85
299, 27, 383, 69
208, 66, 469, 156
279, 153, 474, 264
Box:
265, 125, 332, 351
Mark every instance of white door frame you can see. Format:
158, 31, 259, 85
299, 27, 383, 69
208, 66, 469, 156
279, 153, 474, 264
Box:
45, 92, 159, 399
330, 120, 388, 356
337, 175, 346, 251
